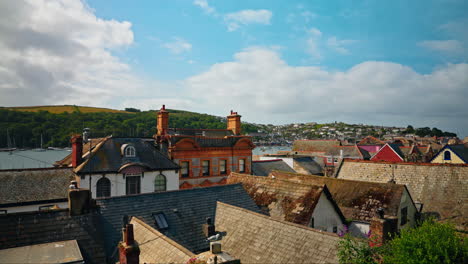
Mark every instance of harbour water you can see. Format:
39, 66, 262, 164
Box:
0, 149, 70, 170
0, 146, 290, 170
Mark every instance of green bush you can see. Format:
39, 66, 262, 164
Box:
337, 220, 468, 264
384, 220, 467, 264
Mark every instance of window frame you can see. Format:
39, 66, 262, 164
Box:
443, 150, 451, 161
125, 175, 141, 195
219, 159, 228, 175
400, 206, 408, 226
238, 158, 246, 173
154, 174, 167, 192
96, 177, 111, 198
201, 159, 211, 176
152, 212, 169, 230
180, 160, 190, 178
124, 145, 136, 157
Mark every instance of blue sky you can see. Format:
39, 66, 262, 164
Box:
0, 0, 467, 136
88, 0, 467, 78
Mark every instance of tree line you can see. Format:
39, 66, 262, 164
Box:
0, 108, 260, 148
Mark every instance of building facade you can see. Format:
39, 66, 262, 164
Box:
156, 106, 255, 189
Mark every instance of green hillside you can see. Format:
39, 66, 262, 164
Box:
0, 107, 260, 148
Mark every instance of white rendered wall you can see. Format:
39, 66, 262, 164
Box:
349, 222, 370, 238
81, 170, 179, 199
311, 192, 345, 233
398, 188, 417, 229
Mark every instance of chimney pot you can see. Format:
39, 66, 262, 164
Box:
210, 242, 222, 254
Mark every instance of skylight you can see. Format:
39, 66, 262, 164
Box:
152, 212, 168, 230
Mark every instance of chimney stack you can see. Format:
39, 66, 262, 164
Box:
68, 183, 93, 216
369, 209, 398, 247
203, 217, 216, 237
157, 105, 169, 136
227, 110, 241, 135
119, 223, 140, 264
71, 135, 83, 168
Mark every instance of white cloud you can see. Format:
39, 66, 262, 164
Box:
418, 40, 464, 54
193, 0, 216, 15
0, 0, 143, 107
305, 28, 322, 59
224, 9, 272, 31
185, 47, 468, 133
163, 38, 192, 54
327, 37, 357, 54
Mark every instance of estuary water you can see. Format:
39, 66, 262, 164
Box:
0, 149, 70, 170
0, 146, 290, 170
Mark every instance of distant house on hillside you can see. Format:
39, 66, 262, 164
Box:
431, 144, 468, 164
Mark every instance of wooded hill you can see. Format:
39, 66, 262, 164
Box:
0, 107, 260, 148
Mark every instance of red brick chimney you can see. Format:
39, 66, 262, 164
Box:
369, 209, 398, 247
157, 105, 169, 136
71, 135, 83, 168
119, 223, 140, 264
227, 110, 241, 135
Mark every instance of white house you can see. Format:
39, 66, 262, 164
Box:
71, 135, 179, 199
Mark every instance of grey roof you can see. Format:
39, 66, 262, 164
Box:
168, 136, 248, 148
293, 157, 323, 174
252, 159, 295, 176
0, 209, 106, 264
76, 137, 179, 174
216, 202, 340, 264
445, 144, 468, 163
96, 184, 261, 260
0, 240, 83, 264
388, 144, 405, 159
168, 128, 234, 137
131, 217, 193, 264
0, 168, 74, 205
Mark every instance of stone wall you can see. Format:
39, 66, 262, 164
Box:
337, 160, 468, 230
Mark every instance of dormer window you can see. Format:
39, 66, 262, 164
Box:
121, 144, 136, 157
443, 150, 451, 160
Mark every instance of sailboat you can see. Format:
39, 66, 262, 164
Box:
33, 134, 46, 152
1, 129, 17, 152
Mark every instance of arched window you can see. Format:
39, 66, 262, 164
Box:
154, 174, 167, 192
96, 177, 111, 198
124, 146, 136, 157
444, 151, 451, 160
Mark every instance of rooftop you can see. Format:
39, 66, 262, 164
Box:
215, 202, 340, 264
252, 159, 295, 176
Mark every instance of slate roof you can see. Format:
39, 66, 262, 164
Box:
252, 159, 295, 176
0, 209, 106, 264
96, 184, 261, 260
215, 202, 340, 264
54, 137, 108, 167
268, 171, 408, 222
168, 136, 249, 148
168, 128, 234, 138
293, 157, 323, 174
292, 140, 341, 153
228, 173, 345, 225
0, 168, 74, 205
357, 136, 385, 146
325, 145, 371, 159
75, 137, 179, 174
388, 144, 405, 159
130, 217, 193, 264
438, 144, 468, 163
0, 240, 83, 264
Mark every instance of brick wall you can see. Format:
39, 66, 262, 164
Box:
337, 160, 468, 230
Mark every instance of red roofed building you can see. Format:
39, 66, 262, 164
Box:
371, 143, 404, 162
